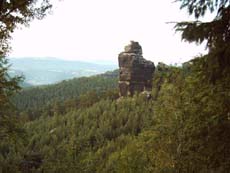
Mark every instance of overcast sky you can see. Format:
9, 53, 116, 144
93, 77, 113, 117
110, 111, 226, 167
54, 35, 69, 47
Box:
9, 0, 213, 64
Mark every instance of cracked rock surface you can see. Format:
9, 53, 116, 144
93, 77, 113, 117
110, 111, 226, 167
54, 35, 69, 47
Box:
118, 41, 155, 96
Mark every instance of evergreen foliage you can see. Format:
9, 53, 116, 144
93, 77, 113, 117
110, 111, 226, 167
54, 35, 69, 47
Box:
12, 70, 119, 120
4, 62, 229, 172
1, 0, 229, 172
0, 1, 52, 172
175, 0, 230, 81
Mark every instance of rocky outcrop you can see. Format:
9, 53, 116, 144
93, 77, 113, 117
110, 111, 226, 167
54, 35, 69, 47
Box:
118, 41, 155, 96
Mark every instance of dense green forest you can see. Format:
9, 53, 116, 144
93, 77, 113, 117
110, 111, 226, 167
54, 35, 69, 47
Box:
2, 60, 230, 172
1, 0, 230, 172
12, 70, 119, 120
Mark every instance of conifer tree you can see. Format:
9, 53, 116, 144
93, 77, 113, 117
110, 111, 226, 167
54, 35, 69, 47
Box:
175, 0, 230, 81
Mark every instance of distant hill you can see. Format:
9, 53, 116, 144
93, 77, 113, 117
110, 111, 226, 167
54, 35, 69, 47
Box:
8, 57, 117, 86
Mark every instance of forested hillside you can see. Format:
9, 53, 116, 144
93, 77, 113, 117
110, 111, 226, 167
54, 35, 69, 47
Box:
2, 59, 230, 172
1, 0, 230, 172
12, 70, 119, 120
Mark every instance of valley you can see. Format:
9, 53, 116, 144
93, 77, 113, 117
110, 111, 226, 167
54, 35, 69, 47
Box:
9, 57, 117, 86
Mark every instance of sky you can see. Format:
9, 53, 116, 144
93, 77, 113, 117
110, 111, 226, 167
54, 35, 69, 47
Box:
9, 0, 213, 65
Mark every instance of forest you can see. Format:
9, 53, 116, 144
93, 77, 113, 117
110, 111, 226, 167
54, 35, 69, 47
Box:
0, 0, 230, 173
12, 70, 119, 120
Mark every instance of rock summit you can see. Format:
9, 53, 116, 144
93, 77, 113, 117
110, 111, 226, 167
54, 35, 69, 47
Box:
118, 41, 155, 96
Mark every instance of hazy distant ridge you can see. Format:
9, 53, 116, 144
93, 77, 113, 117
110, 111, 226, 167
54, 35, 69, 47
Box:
8, 57, 117, 86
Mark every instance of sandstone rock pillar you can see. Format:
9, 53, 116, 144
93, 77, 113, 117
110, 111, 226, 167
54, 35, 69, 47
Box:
118, 41, 155, 96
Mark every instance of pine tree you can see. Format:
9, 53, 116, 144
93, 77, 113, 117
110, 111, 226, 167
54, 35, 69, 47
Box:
175, 0, 230, 81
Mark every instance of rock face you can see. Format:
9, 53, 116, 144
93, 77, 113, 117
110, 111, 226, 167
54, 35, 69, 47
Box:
118, 41, 155, 96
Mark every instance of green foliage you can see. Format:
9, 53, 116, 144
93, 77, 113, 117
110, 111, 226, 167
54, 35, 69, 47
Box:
1, 1, 229, 172
0, 1, 52, 172
175, 0, 230, 82
4, 61, 229, 172
176, 0, 229, 18
12, 70, 119, 120
0, 58, 21, 114
22, 93, 155, 172
0, 0, 52, 55
171, 7, 230, 171
152, 58, 230, 172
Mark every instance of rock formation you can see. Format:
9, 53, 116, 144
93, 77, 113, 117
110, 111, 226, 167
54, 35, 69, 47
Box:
118, 41, 155, 96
